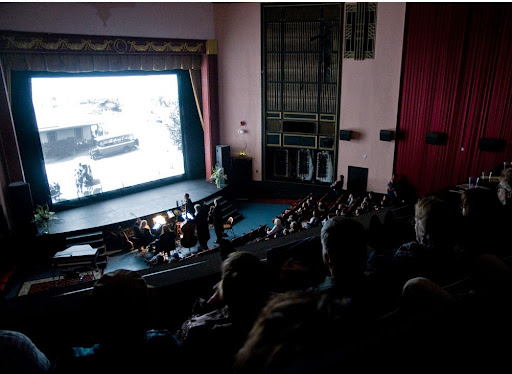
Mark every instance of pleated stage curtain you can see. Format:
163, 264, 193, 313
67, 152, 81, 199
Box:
395, 3, 512, 197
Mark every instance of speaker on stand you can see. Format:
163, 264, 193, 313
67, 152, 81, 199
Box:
216, 145, 232, 184
8, 181, 37, 237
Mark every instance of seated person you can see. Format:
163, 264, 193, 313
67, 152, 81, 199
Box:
345, 193, 355, 208
335, 203, 345, 216
357, 197, 370, 213
288, 221, 299, 234
286, 214, 295, 228
51, 269, 180, 374
132, 218, 142, 236
498, 168, 512, 208
138, 219, 156, 247
367, 191, 377, 210
266, 218, 283, 237
368, 196, 460, 307
317, 201, 327, 213
0, 330, 50, 374
176, 252, 270, 373
304, 210, 319, 229
321, 213, 335, 226
234, 291, 366, 374
153, 224, 177, 256
130, 218, 143, 248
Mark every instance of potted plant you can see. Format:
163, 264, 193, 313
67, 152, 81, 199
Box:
210, 164, 227, 188
33, 203, 57, 234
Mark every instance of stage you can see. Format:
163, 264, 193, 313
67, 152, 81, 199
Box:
48, 179, 225, 235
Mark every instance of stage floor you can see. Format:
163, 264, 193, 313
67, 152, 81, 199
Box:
49, 179, 224, 235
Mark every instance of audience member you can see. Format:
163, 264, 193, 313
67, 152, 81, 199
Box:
234, 291, 367, 373
304, 209, 319, 228
379, 194, 390, 208
321, 213, 335, 226
387, 174, 398, 201
345, 193, 355, 207
396, 254, 512, 369
0, 330, 50, 374
317, 200, 327, 213
367, 191, 377, 209
312, 216, 385, 316
367, 196, 460, 307
176, 251, 270, 373
219, 238, 236, 261
288, 221, 299, 234
335, 203, 344, 216
497, 167, 512, 210
458, 187, 502, 259
51, 269, 180, 374
330, 174, 344, 197
266, 217, 283, 237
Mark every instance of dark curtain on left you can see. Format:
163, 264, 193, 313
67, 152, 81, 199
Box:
395, 3, 512, 197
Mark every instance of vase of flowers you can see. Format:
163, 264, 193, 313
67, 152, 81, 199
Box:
210, 164, 227, 188
33, 203, 57, 234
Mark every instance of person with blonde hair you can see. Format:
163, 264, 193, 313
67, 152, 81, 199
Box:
368, 196, 459, 306
138, 219, 156, 247
266, 217, 283, 237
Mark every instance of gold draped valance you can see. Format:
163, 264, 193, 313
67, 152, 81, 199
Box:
0, 52, 202, 73
0, 30, 205, 127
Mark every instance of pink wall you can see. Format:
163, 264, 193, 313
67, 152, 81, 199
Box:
0, 2, 407, 191
0, 2, 215, 39
213, 3, 262, 180
338, 3, 406, 194
214, 3, 406, 190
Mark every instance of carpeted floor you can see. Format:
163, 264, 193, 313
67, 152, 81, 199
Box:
17, 270, 102, 296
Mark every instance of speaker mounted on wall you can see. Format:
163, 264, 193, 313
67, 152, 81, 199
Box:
479, 138, 505, 152
339, 130, 352, 141
426, 132, 447, 145
379, 130, 394, 142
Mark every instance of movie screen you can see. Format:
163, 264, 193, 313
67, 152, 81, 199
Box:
31, 74, 185, 204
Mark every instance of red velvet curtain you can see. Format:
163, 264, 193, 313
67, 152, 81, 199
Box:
395, 3, 512, 197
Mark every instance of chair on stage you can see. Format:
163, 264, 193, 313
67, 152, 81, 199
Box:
223, 217, 236, 237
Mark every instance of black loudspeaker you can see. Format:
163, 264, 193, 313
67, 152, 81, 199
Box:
479, 138, 505, 152
347, 166, 368, 194
426, 132, 446, 145
232, 157, 252, 195
339, 130, 352, 141
216, 145, 232, 183
8, 181, 37, 236
380, 130, 394, 142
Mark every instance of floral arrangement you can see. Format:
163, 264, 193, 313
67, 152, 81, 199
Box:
210, 164, 227, 188
33, 203, 57, 234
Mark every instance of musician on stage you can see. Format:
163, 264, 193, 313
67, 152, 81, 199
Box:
184, 193, 195, 218
194, 203, 210, 251
210, 198, 224, 244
